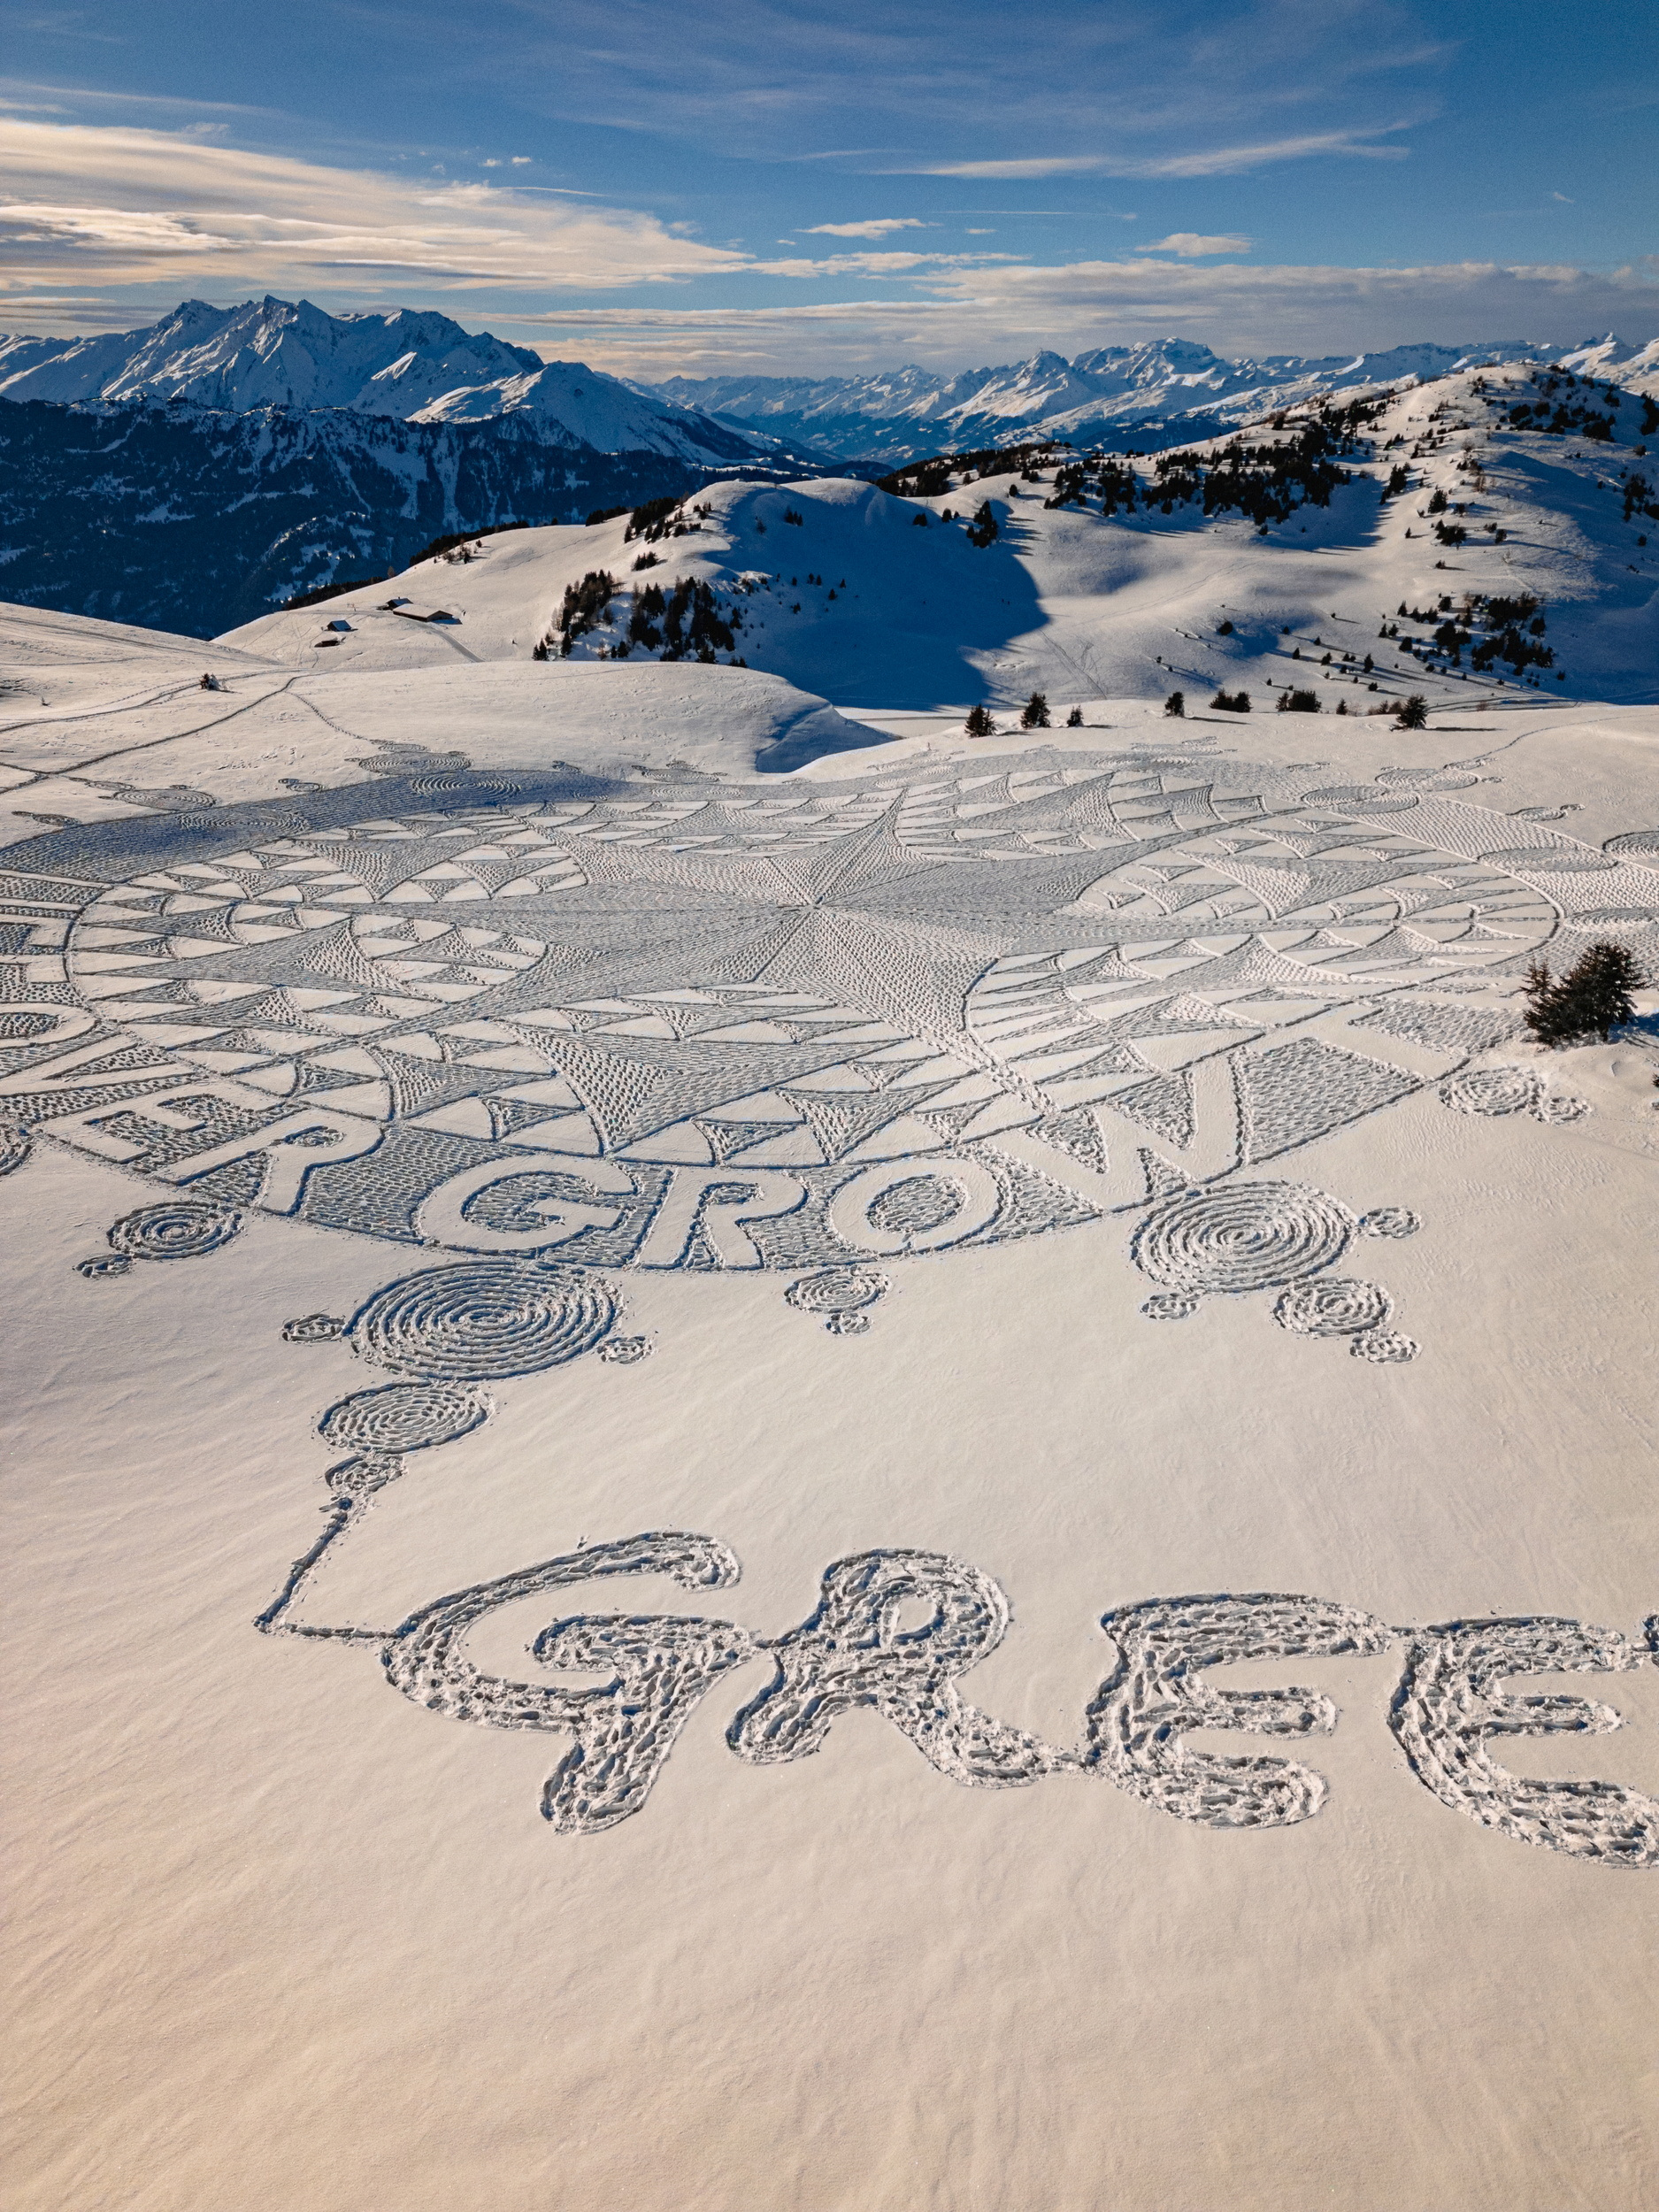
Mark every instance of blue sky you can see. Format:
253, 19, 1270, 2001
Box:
2, 0, 1655, 375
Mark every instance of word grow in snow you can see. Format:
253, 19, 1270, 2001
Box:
260, 1528, 1659, 1868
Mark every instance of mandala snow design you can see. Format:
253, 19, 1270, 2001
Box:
2, 745, 1640, 1314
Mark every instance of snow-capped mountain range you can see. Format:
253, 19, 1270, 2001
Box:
655, 335, 1659, 463
7, 297, 1655, 474
0, 296, 780, 465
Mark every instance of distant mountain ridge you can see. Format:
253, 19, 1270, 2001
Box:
0, 296, 784, 466
652, 334, 1659, 463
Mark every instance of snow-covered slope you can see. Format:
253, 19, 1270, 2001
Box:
0, 296, 778, 464
4, 508, 1657, 2212
657, 336, 1659, 462
223, 363, 1659, 713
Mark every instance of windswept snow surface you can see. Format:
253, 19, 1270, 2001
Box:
225, 365, 1659, 710
2, 377, 1657, 2212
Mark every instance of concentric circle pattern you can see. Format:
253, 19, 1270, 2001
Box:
1532, 1091, 1591, 1125
319, 1381, 491, 1455
785, 1269, 890, 1317
346, 1260, 618, 1379
283, 1312, 346, 1343
1273, 1277, 1394, 1337
1357, 1207, 1420, 1239
596, 1333, 652, 1365
107, 1200, 244, 1263
1132, 1181, 1356, 1297
1350, 1330, 1419, 1363
1440, 1066, 1539, 1117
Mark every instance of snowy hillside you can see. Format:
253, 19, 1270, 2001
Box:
0, 296, 780, 465
225, 363, 1659, 713
4, 443, 1656, 2212
0, 396, 809, 637
657, 335, 1659, 463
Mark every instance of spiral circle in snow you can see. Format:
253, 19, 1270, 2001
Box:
1440, 1066, 1538, 1118
107, 1199, 244, 1263
1358, 1206, 1420, 1238
1132, 1180, 1356, 1298
319, 1380, 490, 1455
346, 1259, 618, 1379
1350, 1329, 1418, 1363
1273, 1277, 1394, 1338
785, 1268, 889, 1317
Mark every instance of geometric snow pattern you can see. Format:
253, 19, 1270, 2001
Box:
1240, 1038, 1420, 1162
12, 741, 1593, 1273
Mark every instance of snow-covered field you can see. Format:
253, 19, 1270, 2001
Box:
3, 374, 1656, 2211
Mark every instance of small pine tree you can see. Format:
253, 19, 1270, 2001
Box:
1276, 687, 1320, 713
1065, 705, 1084, 727
964, 703, 995, 736
1164, 690, 1185, 718
1523, 943, 1641, 1045
1395, 694, 1429, 729
1020, 691, 1051, 729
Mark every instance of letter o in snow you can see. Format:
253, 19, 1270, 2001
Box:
829, 1160, 1002, 1256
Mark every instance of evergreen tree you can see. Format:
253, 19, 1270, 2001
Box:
1164, 690, 1185, 718
964, 703, 995, 736
1020, 691, 1051, 729
1394, 694, 1429, 729
1523, 943, 1642, 1045
1065, 706, 1084, 727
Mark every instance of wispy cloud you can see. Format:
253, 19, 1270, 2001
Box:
0, 119, 1029, 309
458, 0, 1441, 183
803, 217, 929, 239
0, 118, 751, 295
898, 155, 1111, 180
0, 75, 279, 119
746, 248, 1013, 278
495, 258, 1659, 378
1137, 233, 1251, 257
894, 129, 1409, 180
